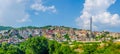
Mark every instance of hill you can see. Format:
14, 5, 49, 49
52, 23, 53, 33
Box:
0, 26, 13, 31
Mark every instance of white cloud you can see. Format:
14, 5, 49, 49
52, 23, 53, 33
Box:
0, 0, 56, 26
17, 14, 31, 23
76, 0, 120, 31
30, 0, 57, 13
0, 0, 29, 26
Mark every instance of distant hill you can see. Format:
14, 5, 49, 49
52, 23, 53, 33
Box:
16, 25, 81, 30
0, 26, 13, 31
0, 25, 82, 31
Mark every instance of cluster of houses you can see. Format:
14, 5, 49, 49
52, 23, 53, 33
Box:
0, 26, 120, 44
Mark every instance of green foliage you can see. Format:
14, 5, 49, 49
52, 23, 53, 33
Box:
0, 36, 120, 54
82, 43, 98, 54
82, 41, 120, 54
17, 34, 24, 39
64, 34, 70, 41
91, 42, 120, 54
2, 42, 8, 50
62, 41, 69, 44
6, 44, 23, 54
0, 42, 23, 54
48, 40, 61, 54
40, 25, 52, 29
58, 45, 76, 54
49, 40, 76, 54
0, 48, 5, 54
72, 41, 100, 45
20, 36, 75, 54
0, 26, 13, 31
20, 36, 49, 54
28, 34, 33, 38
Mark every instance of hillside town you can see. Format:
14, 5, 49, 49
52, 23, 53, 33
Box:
0, 26, 120, 44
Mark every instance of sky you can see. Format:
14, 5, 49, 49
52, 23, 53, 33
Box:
0, 0, 120, 32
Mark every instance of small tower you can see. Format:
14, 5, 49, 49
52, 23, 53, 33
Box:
90, 17, 92, 41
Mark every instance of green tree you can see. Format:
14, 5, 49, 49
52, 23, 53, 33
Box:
0, 48, 5, 54
48, 40, 61, 54
6, 44, 23, 54
82, 43, 98, 54
64, 34, 70, 41
20, 36, 49, 54
1, 42, 8, 50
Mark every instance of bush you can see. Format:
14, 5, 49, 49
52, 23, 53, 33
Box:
82, 43, 98, 54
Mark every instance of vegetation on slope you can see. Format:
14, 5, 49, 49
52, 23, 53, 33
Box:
0, 26, 13, 31
0, 36, 120, 54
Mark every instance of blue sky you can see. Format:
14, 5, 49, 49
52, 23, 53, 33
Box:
27, 0, 84, 28
0, 0, 120, 32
